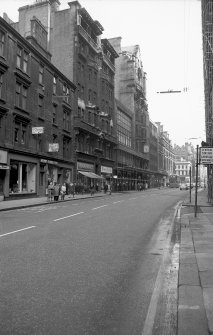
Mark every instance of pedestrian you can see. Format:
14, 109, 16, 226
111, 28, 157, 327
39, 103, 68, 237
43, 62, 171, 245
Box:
53, 182, 60, 201
60, 182, 66, 200
47, 181, 54, 201
104, 183, 108, 194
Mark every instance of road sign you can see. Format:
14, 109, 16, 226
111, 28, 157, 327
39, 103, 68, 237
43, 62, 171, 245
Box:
200, 147, 213, 164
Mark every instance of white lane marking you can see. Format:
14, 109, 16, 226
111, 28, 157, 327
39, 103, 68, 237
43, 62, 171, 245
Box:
0, 226, 36, 237
91, 205, 108, 210
179, 305, 200, 310
128, 197, 137, 200
113, 200, 124, 204
53, 211, 84, 222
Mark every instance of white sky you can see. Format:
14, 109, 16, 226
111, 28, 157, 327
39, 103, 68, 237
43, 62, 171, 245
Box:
0, 0, 205, 146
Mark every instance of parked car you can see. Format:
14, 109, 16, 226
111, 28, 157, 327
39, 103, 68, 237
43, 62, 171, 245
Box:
180, 183, 189, 190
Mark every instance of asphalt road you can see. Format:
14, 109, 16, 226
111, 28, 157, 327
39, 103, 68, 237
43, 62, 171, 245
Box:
0, 189, 188, 335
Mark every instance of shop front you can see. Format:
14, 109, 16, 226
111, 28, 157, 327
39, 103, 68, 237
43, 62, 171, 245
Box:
101, 165, 113, 189
40, 159, 74, 197
8, 153, 38, 199
77, 161, 104, 193
0, 149, 10, 200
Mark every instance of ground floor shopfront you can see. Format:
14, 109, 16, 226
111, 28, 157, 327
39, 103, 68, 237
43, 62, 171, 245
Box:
112, 166, 167, 192
0, 149, 74, 200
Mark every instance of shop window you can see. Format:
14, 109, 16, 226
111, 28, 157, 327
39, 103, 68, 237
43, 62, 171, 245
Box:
15, 82, 28, 110
9, 161, 36, 194
0, 30, 5, 57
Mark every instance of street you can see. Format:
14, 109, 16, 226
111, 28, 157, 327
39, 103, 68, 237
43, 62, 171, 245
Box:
1, 189, 187, 335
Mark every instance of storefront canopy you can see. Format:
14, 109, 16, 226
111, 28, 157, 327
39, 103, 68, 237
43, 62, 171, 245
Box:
78, 171, 104, 179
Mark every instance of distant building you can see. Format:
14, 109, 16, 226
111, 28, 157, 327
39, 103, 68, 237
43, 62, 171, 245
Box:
156, 122, 175, 186
175, 159, 192, 183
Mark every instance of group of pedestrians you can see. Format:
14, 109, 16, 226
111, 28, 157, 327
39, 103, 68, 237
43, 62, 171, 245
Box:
47, 181, 68, 202
137, 182, 148, 191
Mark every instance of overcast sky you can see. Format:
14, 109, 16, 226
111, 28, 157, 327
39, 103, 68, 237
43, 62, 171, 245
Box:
0, 0, 205, 146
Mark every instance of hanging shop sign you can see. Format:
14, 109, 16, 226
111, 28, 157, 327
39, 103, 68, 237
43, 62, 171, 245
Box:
200, 147, 213, 164
48, 143, 59, 152
101, 166, 112, 174
32, 127, 44, 134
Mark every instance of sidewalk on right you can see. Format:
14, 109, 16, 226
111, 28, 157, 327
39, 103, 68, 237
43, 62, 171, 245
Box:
178, 189, 213, 335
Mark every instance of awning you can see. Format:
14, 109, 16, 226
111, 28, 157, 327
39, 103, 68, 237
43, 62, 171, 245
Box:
78, 171, 104, 179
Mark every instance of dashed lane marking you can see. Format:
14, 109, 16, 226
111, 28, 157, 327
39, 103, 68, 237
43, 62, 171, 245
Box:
91, 205, 108, 210
113, 200, 124, 204
0, 226, 36, 237
53, 212, 84, 222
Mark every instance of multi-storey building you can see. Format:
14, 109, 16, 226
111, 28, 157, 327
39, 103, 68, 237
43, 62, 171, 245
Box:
173, 142, 196, 180
201, 0, 213, 198
149, 120, 163, 188
109, 37, 151, 186
0, 16, 76, 199
156, 122, 175, 186
16, 0, 118, 189
175, 159, 192, 183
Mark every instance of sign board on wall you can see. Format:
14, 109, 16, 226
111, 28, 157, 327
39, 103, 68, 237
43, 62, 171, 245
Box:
101, 166, 112, 174
48, 143, 59, 152
200, 147, 213, 164
32, 127, 44, 134
77, 162, 94, 172
0, 150, 7, 164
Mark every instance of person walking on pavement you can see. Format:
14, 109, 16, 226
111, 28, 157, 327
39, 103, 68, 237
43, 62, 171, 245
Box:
60, 182, 66, 200
47, 181, 54, 201
53, 182, 60, 201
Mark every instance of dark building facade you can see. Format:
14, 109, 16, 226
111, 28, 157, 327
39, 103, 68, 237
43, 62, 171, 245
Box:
0, 16, 76, 199
16, 0, 118, 190
201, 0, 213, 198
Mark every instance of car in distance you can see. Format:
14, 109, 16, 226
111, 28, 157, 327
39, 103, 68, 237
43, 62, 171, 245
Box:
180, 183, 189, 190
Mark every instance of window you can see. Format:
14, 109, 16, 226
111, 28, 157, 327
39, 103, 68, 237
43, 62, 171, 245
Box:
38, 95, 44, 118
0, 72, 3, 99
63, 137, 71, 158
39, 64, 44, 85
14, 121, 28, 145
16, 46, 29, 73
15, 82, 28, 110
0, 30, 5, 57
52, 104, 57, 124
63, 109, 71, 131
53, 76, 57, 95
62, 83, 70, 103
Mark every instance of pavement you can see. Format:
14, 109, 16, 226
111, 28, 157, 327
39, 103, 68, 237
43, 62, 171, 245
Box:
179, 188, 213, 335
1, 188, 213, 334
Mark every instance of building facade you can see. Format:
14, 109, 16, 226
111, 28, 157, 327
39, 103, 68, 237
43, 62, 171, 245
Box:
109, 37, 151, 186
0, 16, 76, 199
201, 0, 213, 199
16, 0, 118, 190
156, 122, 175, 186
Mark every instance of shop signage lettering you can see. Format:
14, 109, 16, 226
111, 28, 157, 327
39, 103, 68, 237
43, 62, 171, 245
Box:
77, 162, 94, 171
0, 165, 9, 170
101, 166, 112, 174
0, 150, 7, 164
40, 159, 58, 165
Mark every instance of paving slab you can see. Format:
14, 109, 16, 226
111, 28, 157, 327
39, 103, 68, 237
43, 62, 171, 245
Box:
200, 270, 213, 288
196, 253, 213, 271
179, 252, 197, 264
179, 263, 200, 286
178, 285, 209, 335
